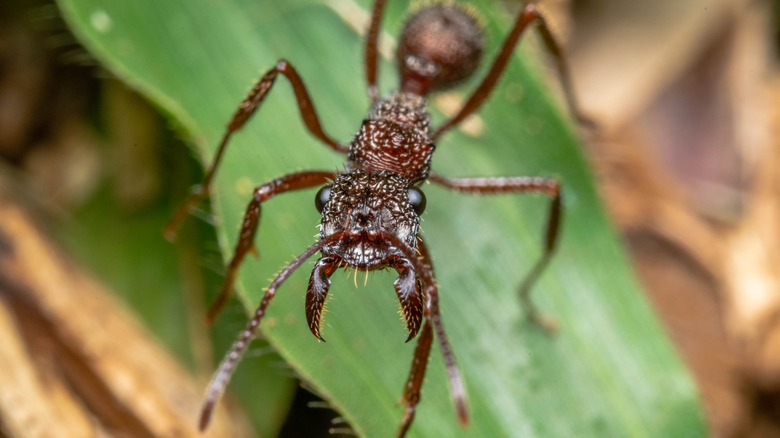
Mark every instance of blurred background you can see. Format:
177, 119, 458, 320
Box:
0, 0, 778, 436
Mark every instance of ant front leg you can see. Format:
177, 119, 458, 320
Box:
398, 320, 433, 438
165, 59, 347, 240
388, 236, 468, 436
199, 234, 341, 431
207, 170, 336, 323
429, 173, 562, 331
396, 237, 433, 438
432, 3, 594, 141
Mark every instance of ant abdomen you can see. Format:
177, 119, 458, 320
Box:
397, 4, 484, 95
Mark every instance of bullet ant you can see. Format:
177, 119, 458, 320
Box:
166, 0, 590, 436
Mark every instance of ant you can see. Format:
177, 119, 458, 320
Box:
166, 0, 591, 436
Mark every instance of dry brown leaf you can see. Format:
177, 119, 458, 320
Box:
0, 174, 248, 438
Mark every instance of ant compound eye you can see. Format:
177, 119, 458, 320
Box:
407, 187, 426, 215
315, 185, 332, 213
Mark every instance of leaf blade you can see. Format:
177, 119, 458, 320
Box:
57, 0, 707, 436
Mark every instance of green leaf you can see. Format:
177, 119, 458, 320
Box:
57, 0, 707, 436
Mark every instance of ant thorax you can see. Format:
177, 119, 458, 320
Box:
347, 91, 435, 182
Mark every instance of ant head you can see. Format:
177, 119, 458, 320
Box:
397, 3, 484, 95
315, 170, 426, 268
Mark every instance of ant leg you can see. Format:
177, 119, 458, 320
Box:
429, 172, 561, 331
165, 59, 346, 240
397, 320, 433, 438
199, 234, 341, 432
432, 3, 593, 141
422, 267, 469, 426
206, 170, 336, 324
395, 237, 435, 437
386, 235, 469, 433
365, 0, 389, 103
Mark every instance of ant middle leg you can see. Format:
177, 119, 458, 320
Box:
165, 59, 346, 240
431, 3, 593, 141
429, 172, 562, 331
206, 170, 337, 323
396, 236, 433, 437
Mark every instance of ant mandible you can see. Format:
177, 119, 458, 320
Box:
166, 0, 591, 436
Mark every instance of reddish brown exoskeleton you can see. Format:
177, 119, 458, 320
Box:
166, 1, 591, 436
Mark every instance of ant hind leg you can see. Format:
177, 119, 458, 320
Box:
432, 3, 595, 141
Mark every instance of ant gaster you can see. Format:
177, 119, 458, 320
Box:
165, 1, 591, 436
